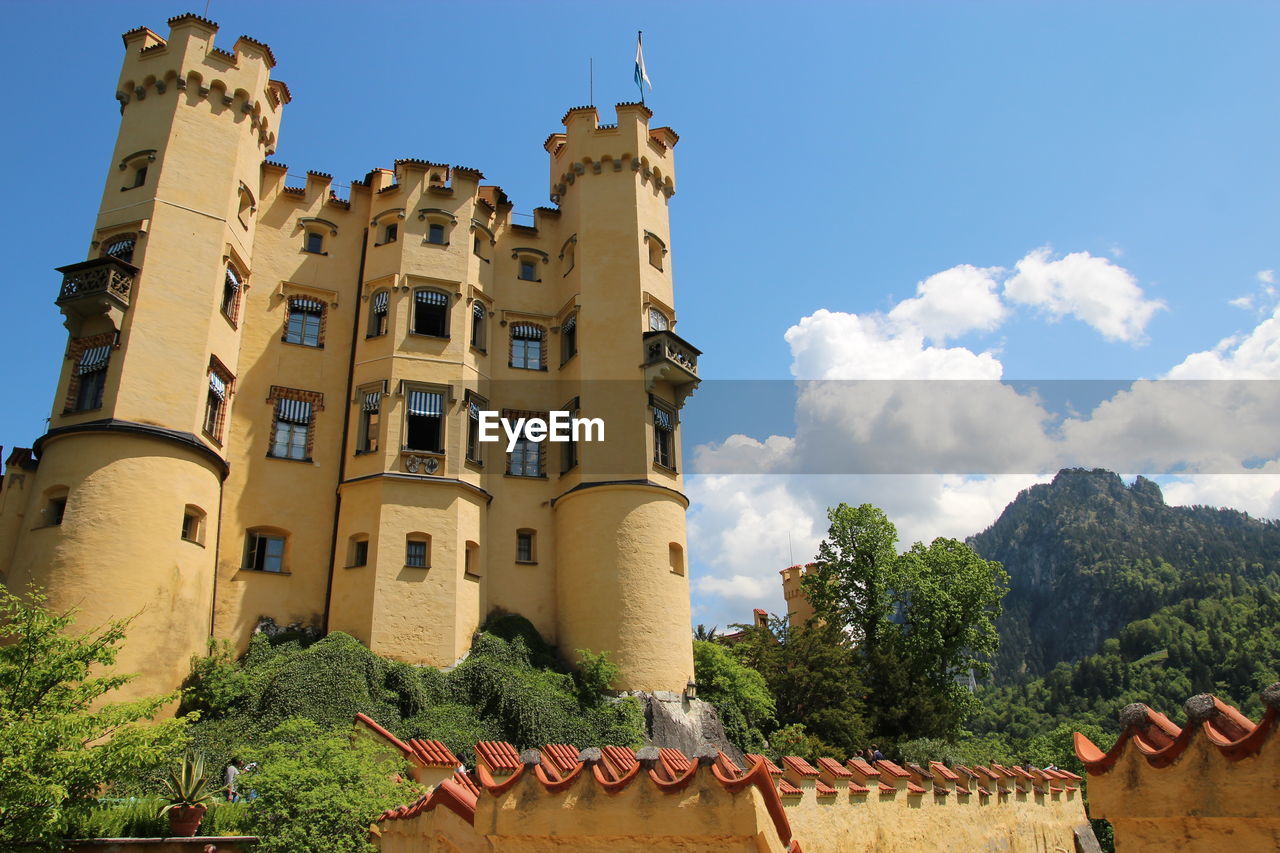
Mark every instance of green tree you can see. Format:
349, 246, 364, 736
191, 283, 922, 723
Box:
243, 718, 418, 853
0, 587, 190, 848
731, 617, 867, 756
802, 503, 1008, 740
693, 640, 775, 752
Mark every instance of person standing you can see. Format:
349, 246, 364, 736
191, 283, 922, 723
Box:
225, 757, 245, 802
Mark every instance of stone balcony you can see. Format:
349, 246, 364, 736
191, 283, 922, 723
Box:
642, 329, 701, 405
55, 256, 138, 336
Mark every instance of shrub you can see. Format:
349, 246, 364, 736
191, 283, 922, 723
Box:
243, 718, 419, 853
693, 640, 775, 753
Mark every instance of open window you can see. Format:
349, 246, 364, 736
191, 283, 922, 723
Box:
244, 528, 287, 572
42, 486, 69, 528
221, 264, 243, 325
560, 314, 577, 364
405, 389, 445, 453
368, 290, 389, 337
412, 289, 449, 337
182, 505, 207, 545
358, 388, 382, 454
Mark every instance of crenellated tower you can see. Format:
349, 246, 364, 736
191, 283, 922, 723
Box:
0, 14, 288, 701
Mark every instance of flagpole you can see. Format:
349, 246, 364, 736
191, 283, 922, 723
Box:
589, 56, 593, 106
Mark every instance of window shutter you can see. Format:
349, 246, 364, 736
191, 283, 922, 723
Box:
77, 345, 111, 375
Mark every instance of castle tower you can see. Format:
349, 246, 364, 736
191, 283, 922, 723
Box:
0, 15, 288, 701
781, 563, 816, 628
545, 105, 698, 692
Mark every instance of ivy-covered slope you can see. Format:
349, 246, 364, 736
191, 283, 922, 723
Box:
178, 615, 644, 776
969, 468, 1280, 684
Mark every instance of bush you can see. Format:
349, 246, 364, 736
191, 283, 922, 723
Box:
243, 718, 418, 853
768, 723, 844, 762
693, 640, 775, 753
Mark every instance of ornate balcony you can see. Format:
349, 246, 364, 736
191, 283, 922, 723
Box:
55, 256, 138, 335
642, 329, 701, 405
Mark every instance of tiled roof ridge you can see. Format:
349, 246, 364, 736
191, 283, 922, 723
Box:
1074, 683, 1280, 773
353, 712, 413, 758
781, 755, 820, 777
474, 740, 521, 773
354, 713, 458, 768
379, 777, 477, 826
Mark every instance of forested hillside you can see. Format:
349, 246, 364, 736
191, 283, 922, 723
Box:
968, 468, 1280, 684
966, 468, 1280, 739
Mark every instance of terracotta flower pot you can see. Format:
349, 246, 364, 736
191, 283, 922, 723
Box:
167, 803, 208, 837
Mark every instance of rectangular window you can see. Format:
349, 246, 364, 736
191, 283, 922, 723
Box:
285, 298, 324, 347
516, 531, 535, 563
351, 540, 368, 567
560, 314, 577, 364
466, 400, 482, 464
359, 391, 381, 453
519, 260, 537, 281
405, 390, 444, 452
508, 436, 541, 477
271, 398, 312, 460
510, 324, 544, 370
383, 223, 398, 244
471, 302, 486, 351
305, 231, 324, 253
413, 290, 449, 337
428, 223, 445, 244
246, 532, 285, 572
406, 537, 428, 568
134, 166, 147, 187
368, 290, 389, 337
204, 371, 228, 441
222, 268, 242, 322
73, 344, 111, 412
653, 404, 675, 470
182, 512, 202, 543
48, 497, 67, 526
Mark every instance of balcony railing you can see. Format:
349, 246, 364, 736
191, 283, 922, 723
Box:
56, 256, 137, 307
55, 257, 138, 336
643, 329, 700, 376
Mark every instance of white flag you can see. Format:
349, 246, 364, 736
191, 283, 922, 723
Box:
634, 32, 651, 95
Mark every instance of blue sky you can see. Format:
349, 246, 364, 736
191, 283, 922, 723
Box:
3, 1, 1278, 627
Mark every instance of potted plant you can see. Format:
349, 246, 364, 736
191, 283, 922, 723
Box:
159, 752, 218, 837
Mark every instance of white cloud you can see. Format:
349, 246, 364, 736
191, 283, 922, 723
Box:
887, 264, 1007, 342
1230, 296, 1254, 310
1004, 247, 1165, 343
1258, 270, 1275, 284
1166, 304, 1280, 379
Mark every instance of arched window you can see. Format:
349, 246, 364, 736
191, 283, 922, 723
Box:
471, 301, 486, 351
237, 183, 256, 227
653, 402, 676, 470
221, 265, 243, 324
648, 307, 669, 332
669, 542, 685, 576
284, 297, 324, 347
428, 222, 446, 244
204, 364, 233, 442
509, 323, 545, 370
464, 540, 480, 577
101, 234, 136, 264
412, 289, 449, 337
368, 290, 389, 337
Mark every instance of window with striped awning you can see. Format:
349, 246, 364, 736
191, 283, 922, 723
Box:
653, 407, 673, 430
511, 323, 544, 340
290, 297, 325, 312
78, 345, 111, 375
225, 267, 242, 291
373, 291, 389, 313
415, 290, 448, 306
560, 314, 578, 364
407, 391, 444, 417
105, 237, 135, 262
560, 314, 576, 333
276, 398, 313, 424
362, 391, 381, 412
208, 372, 227, 400
473, 301, 485, 319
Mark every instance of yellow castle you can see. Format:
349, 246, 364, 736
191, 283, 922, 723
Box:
0, 13, 700, 702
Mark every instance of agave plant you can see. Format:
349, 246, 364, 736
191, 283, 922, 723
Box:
159, 752, 220, 815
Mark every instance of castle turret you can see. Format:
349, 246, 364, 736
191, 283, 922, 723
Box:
781, 563, 817, 628
0, 14, 287, 701
547, 104, 697, 692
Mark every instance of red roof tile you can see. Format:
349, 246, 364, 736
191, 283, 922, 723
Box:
745, 754, 784, 775
845, 758, 881, 777
905, 762, 934, 780
601, 745, 637, 774
716, 751, 743, 776
353, 713, 413, 758
955, 783, 971, 795
474, 740, 521, 773
782, 756, 820, 778
659, 747, 691, 775
814, 780, 837, 796
874, 759, 910, 778
849, 781, 871, 794
541, 743, 580, 775
906, 782, 926, 794
878, 782, 895, 793
816, 757, 852, 778
777, 778, 803, 796
929, 761, 961, 781
452, 769, 480, 798
407, 738, 459, 768
977, 786, 992, 797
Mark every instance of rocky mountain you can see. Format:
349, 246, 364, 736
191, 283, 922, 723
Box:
968, 468, 1280, 684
